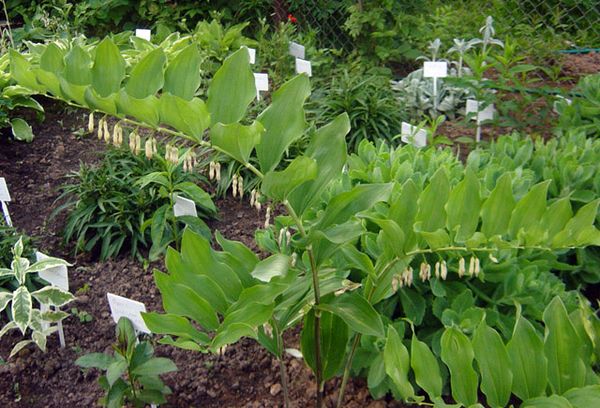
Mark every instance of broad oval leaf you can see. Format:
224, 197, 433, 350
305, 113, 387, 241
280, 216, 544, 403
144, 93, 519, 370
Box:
64, 45, 93, 86
207, 48, 255, 125
481, 173, 515, 237
319, 292, 385, 337
411, 332, 443, 399
384, 325, 415, 400
159, 94, 210, 141
126, 48, 166, 98
91, 38, 126, 97
164, 44, 202, 100
12, 286, 32, 335
261, 156, 317, 201
250, 254, 290, 282
210, 121, 264, 165
440, 326, 479, 407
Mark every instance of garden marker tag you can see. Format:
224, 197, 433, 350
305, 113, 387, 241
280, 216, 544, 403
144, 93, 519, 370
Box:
173, 195, 197, 218
254, 73, 269, 100
0, 177, 12, 227
36, 251, 69, 292
295, 58, 312, 77
0, 177, 10, 202
466, 99, 479, 116
135, 29, 151, 41
478, 103, 495, 123
401, 122, 427, 148
289, 41, 305, 59
36, 251, 68, 348
423, 61, 448, 78
242, 46, 256, 64
107, 293, 150, 334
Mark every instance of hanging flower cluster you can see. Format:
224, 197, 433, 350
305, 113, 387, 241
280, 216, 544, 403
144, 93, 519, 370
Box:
208, 161, 221, 182
231, 174, 244, 198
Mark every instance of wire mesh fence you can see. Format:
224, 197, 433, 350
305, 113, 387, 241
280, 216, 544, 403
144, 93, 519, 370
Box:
282, 0, 600, 52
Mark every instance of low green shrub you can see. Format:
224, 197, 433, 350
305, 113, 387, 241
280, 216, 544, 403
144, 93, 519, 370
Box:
54, 146, 215, 261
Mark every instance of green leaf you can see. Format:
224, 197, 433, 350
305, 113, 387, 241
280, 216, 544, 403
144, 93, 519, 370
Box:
399, 289, 426, 326
300, 309, 348, 382
287, 113, 350, 216
116, 90, 160, 127
76, 353, 114, 370
31, 287, 74, 307
472, 321, 513, 408
159, 94, 210, 141
164, 44, 202, 100
10, 50, 43, 91
125, 48, 166, 98
506, 315, 547, 400
84, 87, 118, 115
440, 326, 479, 407
316, 183, 393, 230
250, 254, 290, 282
215, 231, 258, 288
541, 197, 573, 242
131, 357, 177, 377
319, 292, 385, 337
207, 48, 255, 125
553, 199, 600, 247
10, 118, 34, 142
481, 173, 515, 237
64, 45, 92, 86
91, 38, 126, 97
543, 296, 587, 394
521, 395, 574, 408
210, 121, 264, 165
12, 286, 32, 335
384, 325, 415, 399
154, 271, 219, 331
445, 169, 481, 242
9, 339, 33, 358
105, 378, 128, 408
40, 43, 65, 74
142, 312, 210, 345
0, 292, 12, 312
411, 332, 443, 400
211, 322, 257, 351
563, 385, 600, 408
256, 75, 311, 172
262, 156, 317, 201
106, 359, 128, 386
150, 204, 168, 257
416, 168, 450, 232
508, 180, 550, 239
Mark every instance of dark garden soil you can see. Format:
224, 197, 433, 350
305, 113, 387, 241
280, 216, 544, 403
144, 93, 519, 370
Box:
0, 100, 410, 407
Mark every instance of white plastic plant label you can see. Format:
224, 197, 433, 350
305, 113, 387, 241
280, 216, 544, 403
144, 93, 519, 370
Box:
289, 42, 305, 59
0, 177, 11, 202
478, 104, 495, 123
295, 58, 312, 77
107, 293, 150, 333
173, 195, 197, 217
36, 251, 69, 292
423, 61, 448, 78
254, 73, 269, 100
242, 46, 256, 64
466, 99, 479, 115
401, 122, 427, 148
135, 29, 151, 41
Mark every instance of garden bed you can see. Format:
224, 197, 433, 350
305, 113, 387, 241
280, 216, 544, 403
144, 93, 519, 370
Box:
0, 101, 410, 407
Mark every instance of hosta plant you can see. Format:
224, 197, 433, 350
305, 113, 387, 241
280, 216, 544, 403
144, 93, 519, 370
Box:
76, 316, 177, 408
0, 238, 74, 358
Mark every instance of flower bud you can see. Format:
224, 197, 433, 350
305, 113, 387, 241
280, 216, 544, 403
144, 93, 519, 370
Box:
215, 163, 221, 182
458, 257, 465, 277
97, 118, 104, 140
489, 253, 499, 263
103, 120, 110, 143
250, 189, 256, 207
474, 257, 481, 277
468, 256, 476, 277
232, 174, 238, 198
135, 133, 141, 155
291, 252, 297, 267
145, 138, 153, 159
441, 260, 448, 280
264, 206, 271, 229
209, 162, 215, 180
435, 262, 440, 279
238, 175, 244, 198
88, 112, 94, 133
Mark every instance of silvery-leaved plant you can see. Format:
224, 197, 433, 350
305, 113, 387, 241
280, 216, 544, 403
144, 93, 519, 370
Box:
470, 15, 504, 53
0, 238, 74, 357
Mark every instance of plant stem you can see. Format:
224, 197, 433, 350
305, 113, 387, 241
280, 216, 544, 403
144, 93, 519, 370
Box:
336, 333, 361, 408
273, 321, 290, 408
284, 200, 323, 407
1, 0, 14, 48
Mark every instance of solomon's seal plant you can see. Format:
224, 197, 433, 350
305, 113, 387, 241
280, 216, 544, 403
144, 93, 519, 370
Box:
0, 237, 74, 358
76, 316, 177, 408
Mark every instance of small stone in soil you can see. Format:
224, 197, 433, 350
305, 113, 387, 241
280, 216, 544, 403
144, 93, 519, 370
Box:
269, 383, 282, 396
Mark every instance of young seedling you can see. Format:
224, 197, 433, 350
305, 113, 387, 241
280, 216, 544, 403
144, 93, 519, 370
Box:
76, 317, 176, 408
